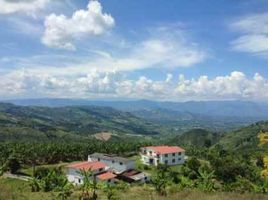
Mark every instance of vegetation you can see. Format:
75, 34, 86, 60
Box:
259, 131, 268, 177
1, 103, 268, 199
218, 121, 268, 153
1, 178, 268, 200
0, 103, 169, 142
169, 128, 220, 147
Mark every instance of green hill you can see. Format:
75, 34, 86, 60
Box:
0, 103, 168, 141
168, 128, 220, 147
218, 121, 268, 153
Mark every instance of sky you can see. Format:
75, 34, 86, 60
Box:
0, 0, 268, 101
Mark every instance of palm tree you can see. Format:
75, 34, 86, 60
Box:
151, 164, 170, 196
29, 177, 41, 192
78, 169, 99, 200
197, 169, 215, 192
56, 178, 73, 200
102, 183, 118, 200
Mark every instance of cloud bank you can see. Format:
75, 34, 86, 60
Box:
1, 70, 268, 101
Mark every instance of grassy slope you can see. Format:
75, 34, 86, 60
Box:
168, 128, 220, 147
0, 178, 267, 200
218, 121, 268, 153
0, 103, 170, 141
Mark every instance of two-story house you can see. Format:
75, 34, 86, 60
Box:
140, 145, 185, 166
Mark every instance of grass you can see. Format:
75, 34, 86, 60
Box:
0, 178, 268, 200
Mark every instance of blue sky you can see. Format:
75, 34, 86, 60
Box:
0, 0, 268, 101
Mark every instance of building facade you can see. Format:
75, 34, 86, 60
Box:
140, 146, 185, 166
66, 161, 116, 185
88, 153, 135, 174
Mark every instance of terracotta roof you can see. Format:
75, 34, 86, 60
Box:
97, 172, 117, 180
144, 146, 185, 154
121, 169, 140, 177
67, 161, 107, 171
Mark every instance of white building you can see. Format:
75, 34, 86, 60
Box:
88, 153, 135, 174
140, 146, 185, 166
66, 161, 117, 185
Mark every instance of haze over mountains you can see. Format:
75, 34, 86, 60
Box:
2, 99, 268, 133
4, 99, 268, 118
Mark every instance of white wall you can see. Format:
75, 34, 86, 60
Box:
140, 148, 185, 166
88, 155, 135, 173
66, 167, 107, 185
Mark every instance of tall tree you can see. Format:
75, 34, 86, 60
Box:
258, 131, 268, 178
151, 164, 170, 196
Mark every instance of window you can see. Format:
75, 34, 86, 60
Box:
178, 152, 181, 156
172, 159, 175, 163
145, 177, 147, 180
99, 168, 103, 172
78, 179, 81, 183
178, 158, 181, 161
149, 151, 152, 155
120, 162, 123, 165
156, 154, 160, 158
112, 160, 115, 163
98, 158, 100, 161
165, 154, 168, 158
107, 179, 111, 183
172, 153, 175, 156
165, 160, 168, 165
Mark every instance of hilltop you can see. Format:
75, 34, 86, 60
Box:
0, 103, 168, 141
4, 99, 268, 132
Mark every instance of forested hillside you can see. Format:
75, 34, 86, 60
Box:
168, 128, 220, 147
219, 121, 268, 153
6, 99, 268, 132
0, 103, 169, 141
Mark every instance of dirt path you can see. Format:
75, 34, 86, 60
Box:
3, 172, 32, 181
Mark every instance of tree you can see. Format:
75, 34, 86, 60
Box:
56, 178, 73, 200
29, 177, 41, 192
258, 131, 268, 178
151, 164, 170, 196
102, 183, 118, 200
204, 139, 212, 148
7, 156, 21, 174
177, 176, 195, 190
186, 157, 201, 179
186, 157, 201, 173
79, 169, 99, 200
197, 169, 215, 192
0, 161, 7, 176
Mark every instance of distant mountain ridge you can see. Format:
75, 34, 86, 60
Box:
0, 103, 168, 141
4, 98, 268, 118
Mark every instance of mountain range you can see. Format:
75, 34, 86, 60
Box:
3, 99, 268, 131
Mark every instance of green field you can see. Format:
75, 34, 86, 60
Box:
0, 178, 267, 200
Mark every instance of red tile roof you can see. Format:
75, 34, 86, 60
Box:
121, 169, 140, 177
67, 161, 107, 171
145, 146, 185, 154
97, 172, 117, 180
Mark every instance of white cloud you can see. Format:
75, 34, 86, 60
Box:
0, 23, 207, 75
1, 70, 268, 101
0, 0, 49, 14
42, 0, 115, 50
231, 13, 268, 57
